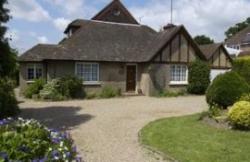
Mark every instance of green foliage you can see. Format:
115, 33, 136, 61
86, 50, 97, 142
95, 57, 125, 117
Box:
239, 93, 250, 102
228, 101, 250, 130
24, 79, 46, 99
24, 76, 84, 101
57, 76, 85, 99
99, 86, 121, 98
225, 17, 250, 39
0, 79, 19, 119
0, 118, 80, 161
193, 35, 214, 45
39, 79, 65, 101
208, 105, 223, 117
0, 0, 18, 79
188, 60, 210, 94
206, 72, 250, 108
233, 57, 250, 83
157, 90, 186, 97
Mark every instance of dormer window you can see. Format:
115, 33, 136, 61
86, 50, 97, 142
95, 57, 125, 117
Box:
113, 9, 121, 16
68, 29, 73, 37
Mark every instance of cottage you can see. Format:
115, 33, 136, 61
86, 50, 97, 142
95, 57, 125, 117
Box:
200, 43, 233, 80
19, 0, 206, 96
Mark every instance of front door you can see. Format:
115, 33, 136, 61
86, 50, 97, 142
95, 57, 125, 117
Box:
126, 65, 136, 92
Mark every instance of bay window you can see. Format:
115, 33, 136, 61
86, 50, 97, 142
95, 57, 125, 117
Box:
170, 64, 188, 84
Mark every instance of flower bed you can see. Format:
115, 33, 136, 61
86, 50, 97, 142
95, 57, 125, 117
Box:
0, 118, 82, 161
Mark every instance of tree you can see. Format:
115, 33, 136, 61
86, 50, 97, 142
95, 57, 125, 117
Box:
194, 35, 214, 45
225, 17, 250, 40
0, 0, 17, 78
0, 0, 19, 118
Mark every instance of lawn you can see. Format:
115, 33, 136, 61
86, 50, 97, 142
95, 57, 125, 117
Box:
140, 114, 250, 162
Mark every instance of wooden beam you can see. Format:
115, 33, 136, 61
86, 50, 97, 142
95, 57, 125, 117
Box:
187, 42, 190, 63
179, 34, 181, 62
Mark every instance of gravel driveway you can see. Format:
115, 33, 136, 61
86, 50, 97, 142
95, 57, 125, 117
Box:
19, 96, 207, 162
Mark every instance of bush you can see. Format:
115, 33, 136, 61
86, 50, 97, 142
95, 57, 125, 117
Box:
239, 93, 250, 102
206, 72, 250, 108
233, 57, 250, 83
228, 101, 250, 130
39, 79, 65, 101
99, 86, 121, 98
157, 90, 186, 97
0, 79, 19, 119
57, 76, 84, 99
187, 60, 210, 94
24, 79, 46, 98
0, 118, 81, 161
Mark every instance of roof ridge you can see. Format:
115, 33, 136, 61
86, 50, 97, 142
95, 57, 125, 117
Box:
90, 19, 142, 27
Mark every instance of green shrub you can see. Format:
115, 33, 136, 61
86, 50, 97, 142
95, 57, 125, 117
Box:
157, 90, 186, 97
24, 79, 46, 98
206, 72, 250, 108
228, 101, 250, 130
0, 79, 19, 119
39, 79, 65, 101
99, 86, 121, 98
187, 60, 210, 94
57, 76, 85, 99
233, 57, 250, 83
0, 118, 81, 161
208, 105, 223, 117
239, 93, 250, 102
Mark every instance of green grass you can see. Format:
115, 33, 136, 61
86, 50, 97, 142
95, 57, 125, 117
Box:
140, 114, 250, 162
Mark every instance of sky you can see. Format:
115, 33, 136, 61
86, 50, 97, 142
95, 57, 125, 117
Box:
4, 0, 250, 54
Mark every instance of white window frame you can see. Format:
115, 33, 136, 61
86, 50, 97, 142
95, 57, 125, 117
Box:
169, 64, 188, 85
75, 62, 100, 85
26, 64, 43, 82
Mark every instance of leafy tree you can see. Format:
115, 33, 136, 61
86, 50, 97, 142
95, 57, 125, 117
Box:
194, 35, 214, 45
225, 17, 250, 40
0, 0, 19, 118
0, 0, 17, 78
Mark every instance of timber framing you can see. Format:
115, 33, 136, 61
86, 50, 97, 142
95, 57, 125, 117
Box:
151, 26, 205, 64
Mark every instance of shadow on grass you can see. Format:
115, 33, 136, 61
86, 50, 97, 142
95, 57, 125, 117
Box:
20, 106, 94, 130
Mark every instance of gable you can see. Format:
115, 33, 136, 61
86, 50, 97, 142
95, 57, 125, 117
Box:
152, 32, 200, 64
92, 0, 139, 24
210, 47, 232, 69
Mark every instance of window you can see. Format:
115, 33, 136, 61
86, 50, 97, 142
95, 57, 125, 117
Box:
76, 63, 99, 83
170, 64, 188, 84
27, 64, 43, 80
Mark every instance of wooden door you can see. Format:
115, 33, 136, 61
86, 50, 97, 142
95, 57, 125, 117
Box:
126, 65, 136, 92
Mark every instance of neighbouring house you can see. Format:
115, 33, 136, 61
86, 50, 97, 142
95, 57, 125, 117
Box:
18, 0, 206, 96
225, 25, 250, 57
200, 43, 233, 81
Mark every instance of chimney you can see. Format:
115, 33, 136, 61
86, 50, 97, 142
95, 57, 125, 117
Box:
163, 23, 176, 30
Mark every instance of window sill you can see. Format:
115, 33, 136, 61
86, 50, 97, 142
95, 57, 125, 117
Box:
26, 80, 35, 83
83, 81, 101, 85
169, 81, 188, 86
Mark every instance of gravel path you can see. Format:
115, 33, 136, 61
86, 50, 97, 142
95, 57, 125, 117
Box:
19, 96, 207, 162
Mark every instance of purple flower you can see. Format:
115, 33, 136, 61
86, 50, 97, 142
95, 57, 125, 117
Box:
0, 152, 8, 160
52, 150, 60, 159
75, 156, 82, 162
66, 152, 71, 158
51, 137, 61, 144
72, 146, 77, 153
